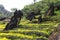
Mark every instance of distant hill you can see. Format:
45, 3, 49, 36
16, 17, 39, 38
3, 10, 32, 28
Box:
0, 5, 13, 19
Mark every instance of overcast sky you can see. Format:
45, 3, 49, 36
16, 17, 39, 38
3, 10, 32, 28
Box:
0, 0, 40, 11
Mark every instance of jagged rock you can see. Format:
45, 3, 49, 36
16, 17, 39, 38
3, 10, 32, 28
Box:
3, 10, 23, 30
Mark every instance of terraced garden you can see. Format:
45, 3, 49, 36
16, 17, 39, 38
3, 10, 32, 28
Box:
0, 19, 59, 40
0, 3, 60, 40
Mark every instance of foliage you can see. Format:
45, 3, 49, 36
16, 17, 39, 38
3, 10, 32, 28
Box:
0, 0, 60, 40
22, 0, 60, 16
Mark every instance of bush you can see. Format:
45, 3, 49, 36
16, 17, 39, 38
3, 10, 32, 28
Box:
50, 16, 60, 22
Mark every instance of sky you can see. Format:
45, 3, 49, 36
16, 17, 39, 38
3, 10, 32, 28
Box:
0, 0, 40, 11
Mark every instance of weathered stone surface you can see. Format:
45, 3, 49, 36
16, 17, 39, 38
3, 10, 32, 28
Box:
3, 10, 23, 30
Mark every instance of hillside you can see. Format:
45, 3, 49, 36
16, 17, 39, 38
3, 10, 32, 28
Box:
0, 9, 60, 40
0, 0, 60, 40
